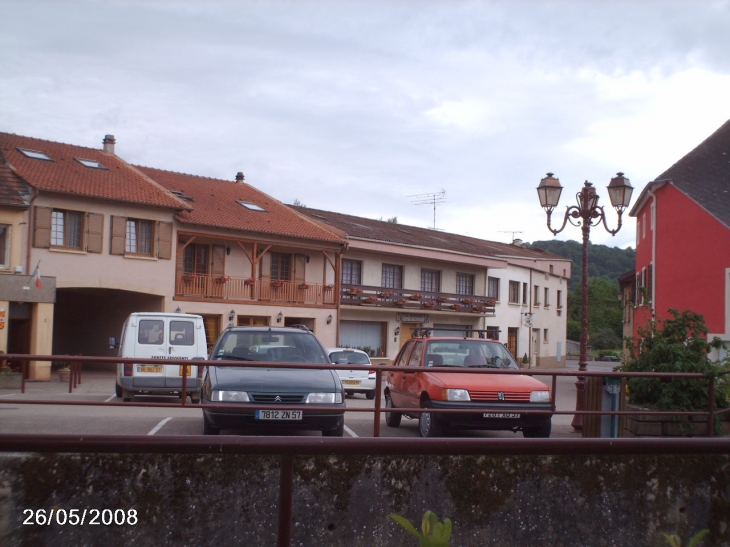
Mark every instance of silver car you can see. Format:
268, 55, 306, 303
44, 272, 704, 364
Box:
327, 348, 377, 400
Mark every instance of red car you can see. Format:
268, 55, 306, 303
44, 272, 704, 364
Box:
385, 329, 553, 438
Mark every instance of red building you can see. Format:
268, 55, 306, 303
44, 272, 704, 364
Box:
629, 119, 730, 359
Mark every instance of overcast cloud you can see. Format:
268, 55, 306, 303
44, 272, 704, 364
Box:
2, 0, 730, 249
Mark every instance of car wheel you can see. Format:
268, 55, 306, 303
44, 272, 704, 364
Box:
523, 420, 552, 438
322, 421, 344, 437
384, 392, 401, 428
190, 393, 201, 404
366, 390, 376, 400
203, 413, 220, 435
419, 401, 444, 438
115, 382, 122, 398
122, 388, 133, 402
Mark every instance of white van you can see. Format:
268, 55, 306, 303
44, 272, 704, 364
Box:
113, 312, 208, 403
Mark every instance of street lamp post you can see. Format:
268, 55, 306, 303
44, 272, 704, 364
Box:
536, 172, 633, 430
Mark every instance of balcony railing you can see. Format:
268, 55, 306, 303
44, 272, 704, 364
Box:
341, 284, 496, 314
176, 274, 336, 305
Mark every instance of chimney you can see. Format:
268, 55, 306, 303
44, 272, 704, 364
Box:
103, 134, 116, 155
513, 238, 523, 247
235, 172, 245, 184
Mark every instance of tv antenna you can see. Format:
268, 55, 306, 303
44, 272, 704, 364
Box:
499, 230, 523, 242
409, 189, 446, 230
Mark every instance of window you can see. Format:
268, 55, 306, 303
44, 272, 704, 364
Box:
544, 287, 550, 307
18, 148, 52, 161
52, 209, 84, 249
33, 207, 103, 253
534, 285, 541, 306
271, 252, 292, 281
421, 269, 441, 292
342, 259, 362, 285
0, 225, 10, 269
549, 265, 554, 274
557, 290, 563, 309
340, 320, 386, 355
488, 277, 500, 300
237, 200, 267, 212
523, 282, 528, 305
408, 341, 424, 367
139, 320, 164, 345
184, 244, 210, 275
111, 216, 172, 259
125, 219, 154, 255
170, 320, 195, 346
486, 326, 500, 340
75, 158, 107, 169
456, 273, 474, 296
509, 280, 520, 303
381, 264, 403, 289
544, 329, 549, 343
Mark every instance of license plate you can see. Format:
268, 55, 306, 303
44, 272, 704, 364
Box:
255, 410, 303, 420
342, 380, 361, 386
484, 413, 520, 419
139, 366, 163, 373
179, 365, 192, 376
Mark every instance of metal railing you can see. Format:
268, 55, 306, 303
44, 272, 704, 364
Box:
1, 353, 728, 547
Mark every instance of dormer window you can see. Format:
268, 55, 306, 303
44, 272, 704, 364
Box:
18, 148, 52, 161
237, 200, 266, 212
75, 158, 107, 169
169, 190, 194, 202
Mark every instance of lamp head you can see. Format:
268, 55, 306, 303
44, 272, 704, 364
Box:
537, 172, 563, 211
607, 172, 633, 211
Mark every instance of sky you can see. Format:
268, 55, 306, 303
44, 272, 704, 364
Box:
2, 0, 730, 250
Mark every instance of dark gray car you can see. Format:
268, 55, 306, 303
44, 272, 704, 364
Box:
201, 325, 345, 436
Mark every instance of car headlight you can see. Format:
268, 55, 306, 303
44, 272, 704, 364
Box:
443, 388, 470, 402
530, 391, 551, 403
212, 390, 250, 402
306, 392, 343, 404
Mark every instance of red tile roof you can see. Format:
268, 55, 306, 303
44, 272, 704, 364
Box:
0, 132, 191, 210
136, 166, 347, 244
292, 206, 568, 262
0, 158, 31, 208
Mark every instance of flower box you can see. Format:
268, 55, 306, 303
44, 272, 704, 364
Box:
408, 293, 423, 301
244, 278, 256, 286
271, 281, 284, 289
395, 299, 408, 307
436, 296, 449, 303
362, 296, 378, 304
298, 283, 310, 290
324, 284, 334, 291
450, 303, 462, 310
214, 275, 231, 284
422, 301, 435, 308
377, 291, 394, 299
461, 298, 475, 305
345, 288, 362, 296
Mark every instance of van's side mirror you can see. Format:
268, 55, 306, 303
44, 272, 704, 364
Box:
109, 337, 118, 349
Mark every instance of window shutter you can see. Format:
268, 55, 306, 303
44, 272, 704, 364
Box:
157, 221, 173, 260
110, 215, 126, 255
260, 253, 271, 280
86, 212, 104, 253
294, 254, 306, 283
211, 245, 225, 276
33, 206, 52, 249
647, 264, 653, 303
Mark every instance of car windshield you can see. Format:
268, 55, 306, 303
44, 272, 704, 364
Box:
424, 340, 519, 370
212, 331, 329, 364
329, 351, 370, 365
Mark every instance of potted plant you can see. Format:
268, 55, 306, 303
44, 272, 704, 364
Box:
58, 365, 71, 383
182, 273, 197, 282
377, 290, 394, 299
362, 295, 378, 304
619, 309, 730, 436
270, 280, 284, 289
408, 292, 423, 301
214, 274, 231, 284
298, 283, 310, 290
345, 287, 362, 296
244, 278, 256, 286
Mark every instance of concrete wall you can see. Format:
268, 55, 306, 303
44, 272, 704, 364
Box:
1, 451, 727, 547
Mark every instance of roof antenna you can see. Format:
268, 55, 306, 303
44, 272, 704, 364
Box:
499, 230, 523, 243
409, 189, 446, 230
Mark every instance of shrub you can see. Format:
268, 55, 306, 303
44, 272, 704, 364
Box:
619, 309, 729, 414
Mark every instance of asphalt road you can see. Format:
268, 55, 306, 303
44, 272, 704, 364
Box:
0, 361, 616, 439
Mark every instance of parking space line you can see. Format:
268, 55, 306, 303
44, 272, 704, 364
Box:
344, 424, 358, 437
0, 393, 17, 398
104, 395, 116, 402
148, 417, 172, 435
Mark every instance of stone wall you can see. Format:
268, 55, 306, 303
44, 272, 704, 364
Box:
1, 451, 728, 547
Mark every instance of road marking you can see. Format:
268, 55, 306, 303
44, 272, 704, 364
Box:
104, 395, 116, 402
344, 424, 358, 437
148, 417, 172, 435
0, 393, 17, 398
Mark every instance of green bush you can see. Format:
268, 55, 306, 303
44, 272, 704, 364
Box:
619, 309, 729, 414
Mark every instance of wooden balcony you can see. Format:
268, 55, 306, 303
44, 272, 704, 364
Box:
341, 285, 496, 315
175, 274, 336, 306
